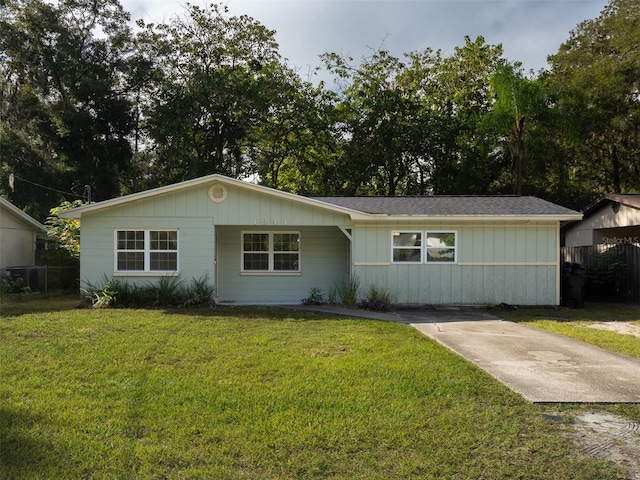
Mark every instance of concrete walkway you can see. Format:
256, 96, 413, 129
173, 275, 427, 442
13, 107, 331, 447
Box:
295, 305, 640, 403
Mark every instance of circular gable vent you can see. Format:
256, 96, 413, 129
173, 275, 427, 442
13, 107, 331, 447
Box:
208, 183, 228, 203
611, 202, 620, 214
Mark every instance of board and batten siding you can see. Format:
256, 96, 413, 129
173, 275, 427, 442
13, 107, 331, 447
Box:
215, 226, 349, 304
77, 182, 352, 302
102, 182, 351, 227
78, 215, 216, 290
351, 222, 559, 305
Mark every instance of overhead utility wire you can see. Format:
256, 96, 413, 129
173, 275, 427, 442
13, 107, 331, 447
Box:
9, 174, 91, 202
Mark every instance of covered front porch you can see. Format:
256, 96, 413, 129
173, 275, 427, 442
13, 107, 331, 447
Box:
213, 225, 351, 304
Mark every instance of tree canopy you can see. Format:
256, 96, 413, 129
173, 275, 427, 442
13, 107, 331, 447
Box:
1, 0, 637, 219
1, 0, 137, 218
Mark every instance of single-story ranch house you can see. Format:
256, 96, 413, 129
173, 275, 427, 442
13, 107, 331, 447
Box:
61, 174, 582, 305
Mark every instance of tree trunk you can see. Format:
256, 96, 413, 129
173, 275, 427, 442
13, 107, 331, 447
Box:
512, 116, 526, 196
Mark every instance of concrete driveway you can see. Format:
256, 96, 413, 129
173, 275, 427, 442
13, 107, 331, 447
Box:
298, 305, 640, 403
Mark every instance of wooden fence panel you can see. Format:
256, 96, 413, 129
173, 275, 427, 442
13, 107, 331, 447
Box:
561, 244, 640, 302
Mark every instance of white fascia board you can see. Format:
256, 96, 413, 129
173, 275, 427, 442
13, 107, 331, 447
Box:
352, 213, 584, 223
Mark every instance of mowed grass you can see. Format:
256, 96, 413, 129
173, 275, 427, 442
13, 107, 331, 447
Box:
1, 297, 625, 479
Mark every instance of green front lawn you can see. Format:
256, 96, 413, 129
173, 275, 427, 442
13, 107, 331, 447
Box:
0, 297, 625, 479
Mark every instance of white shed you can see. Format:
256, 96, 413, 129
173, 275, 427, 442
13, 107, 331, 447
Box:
564, 194, 640, 247
0, 197, 45, 271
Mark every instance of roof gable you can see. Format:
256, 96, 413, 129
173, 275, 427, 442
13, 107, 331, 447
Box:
59, 174, 363, 220
582, 194, 640, 217
0, 197, 45, 231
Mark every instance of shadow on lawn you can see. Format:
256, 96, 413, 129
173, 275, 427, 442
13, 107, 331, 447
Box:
494, 302, 640, 324
161, 304, 345, 321
0, 293, 82, 318
0, 407, 57, 475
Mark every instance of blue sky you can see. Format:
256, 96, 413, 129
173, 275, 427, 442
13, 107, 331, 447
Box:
121, 0, 608, 81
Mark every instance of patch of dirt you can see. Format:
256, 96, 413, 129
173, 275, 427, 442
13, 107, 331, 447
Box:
585, 322, 640, 338
558, 411, 640, 479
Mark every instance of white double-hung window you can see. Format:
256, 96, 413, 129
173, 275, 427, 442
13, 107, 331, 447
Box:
392, 232, 422, 263
242, 232, 300, 273
115, 230, 178, 273
392, 231, 457, 264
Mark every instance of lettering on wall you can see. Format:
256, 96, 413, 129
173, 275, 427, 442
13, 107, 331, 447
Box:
253, 218, 288, 225
601, 236, 640, 245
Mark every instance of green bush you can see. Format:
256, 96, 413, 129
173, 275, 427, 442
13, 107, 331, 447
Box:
358, 284, 393, 312
83, 275, 214, 308
301, 286, 326, 305
184, 276, 216, 307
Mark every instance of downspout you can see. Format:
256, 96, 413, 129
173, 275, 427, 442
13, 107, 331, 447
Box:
556, 223, 561, 306
338, 226, 353, 279
214, 222, 219, 303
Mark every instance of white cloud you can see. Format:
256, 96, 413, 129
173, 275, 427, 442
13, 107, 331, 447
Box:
122, 0, 608, 78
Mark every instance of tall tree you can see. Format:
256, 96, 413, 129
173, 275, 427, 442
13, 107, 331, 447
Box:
403, 36, 505, 195
548, 0, 640, 196
322, 49, 431, 195
0, 0, 137, 217
138, 3, 286, 183
251, 74, 342, 195
483, 63, 551, 195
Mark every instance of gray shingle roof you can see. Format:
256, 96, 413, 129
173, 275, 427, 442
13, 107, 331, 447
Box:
310, 195, 579, 216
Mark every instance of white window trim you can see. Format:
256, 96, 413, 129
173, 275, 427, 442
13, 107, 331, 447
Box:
241, 231, 301, 274
391, 230, 458, 265
425, 230, 457, 264
391, 231, 423, 264
114, 229, 180, 275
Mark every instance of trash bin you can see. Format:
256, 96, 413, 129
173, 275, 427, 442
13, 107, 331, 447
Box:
5, 267, 39, 293
561, 262, 586, 308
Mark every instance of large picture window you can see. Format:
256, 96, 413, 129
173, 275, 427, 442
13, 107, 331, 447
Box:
242, 232, 300, 273
115, 230, 178, 273
392, 230, 456, 264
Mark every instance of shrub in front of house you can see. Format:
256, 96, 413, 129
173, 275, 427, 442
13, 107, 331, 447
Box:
301, 286, 326, 305
358, 284, 393, 312
328, 276, 361, 307
83, 275, 214, 308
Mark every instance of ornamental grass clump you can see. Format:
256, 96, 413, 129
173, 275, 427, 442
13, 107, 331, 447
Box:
329, 275, 360, 307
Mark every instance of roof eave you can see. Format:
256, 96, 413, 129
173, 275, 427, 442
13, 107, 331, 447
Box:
0, 197, 46, 231
59, 174, 364, 220
352, 214, 583, 222
580, 194, 640, 218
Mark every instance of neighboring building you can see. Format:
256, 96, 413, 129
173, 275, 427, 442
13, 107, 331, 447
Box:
0, 197, 45, 271
564, 194, 640, 247
60, 174, 581, 305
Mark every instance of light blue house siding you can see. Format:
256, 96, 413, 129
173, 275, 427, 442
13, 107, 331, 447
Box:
77, 181, 352, 303
215, 226, 349, 304
78, 215, 217, 290
351, 222, 559, 305
65, 175, 578, 306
